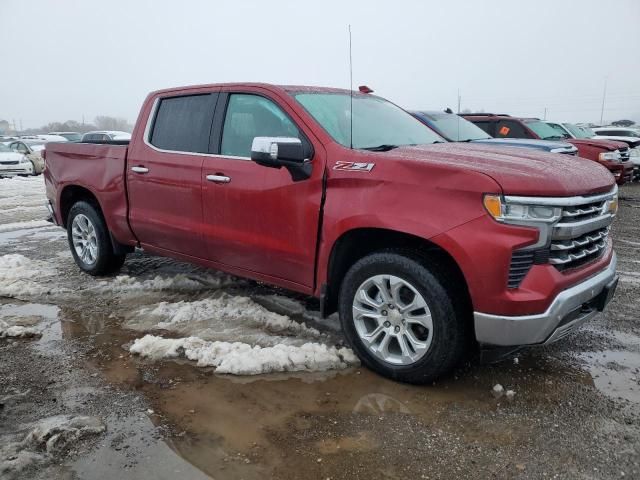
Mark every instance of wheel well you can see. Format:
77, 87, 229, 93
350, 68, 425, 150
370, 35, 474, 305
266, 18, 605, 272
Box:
59, 186, 101, 228
323, 228, 472, 319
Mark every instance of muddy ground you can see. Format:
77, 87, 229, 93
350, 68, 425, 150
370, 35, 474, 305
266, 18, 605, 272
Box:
0, 176, 639, 479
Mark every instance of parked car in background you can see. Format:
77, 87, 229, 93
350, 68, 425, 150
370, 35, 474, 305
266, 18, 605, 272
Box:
461, 113, 634, 185
81, 130, 131, 142
411, 110, 578, 155
18, 134, 69, 143
48, 131, 83, 142
44, 82, 619, 384
548, 123, 640, 181
0, 142, 37, 176
5, 139, 46, 175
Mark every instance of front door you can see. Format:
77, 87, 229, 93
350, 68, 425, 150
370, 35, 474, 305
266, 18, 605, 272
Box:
201, 90, 325, 288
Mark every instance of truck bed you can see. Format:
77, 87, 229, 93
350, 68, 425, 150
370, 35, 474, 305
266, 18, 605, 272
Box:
44, 142, 136, 245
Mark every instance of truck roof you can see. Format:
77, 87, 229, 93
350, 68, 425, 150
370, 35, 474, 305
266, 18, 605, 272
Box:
148, 83, 361, 97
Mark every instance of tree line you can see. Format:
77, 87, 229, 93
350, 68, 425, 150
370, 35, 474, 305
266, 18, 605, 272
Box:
0, 116, 133, 136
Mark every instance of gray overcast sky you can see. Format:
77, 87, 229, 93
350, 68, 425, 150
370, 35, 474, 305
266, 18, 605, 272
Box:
1, 0, 639, 128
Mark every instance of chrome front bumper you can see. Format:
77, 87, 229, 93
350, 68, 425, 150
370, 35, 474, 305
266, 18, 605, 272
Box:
474, 253, 618, 346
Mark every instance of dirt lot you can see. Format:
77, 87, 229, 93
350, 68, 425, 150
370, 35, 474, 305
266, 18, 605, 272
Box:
1, 176, 639, 480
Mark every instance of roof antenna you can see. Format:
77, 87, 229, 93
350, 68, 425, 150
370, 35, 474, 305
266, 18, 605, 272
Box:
349, 24, 353, 150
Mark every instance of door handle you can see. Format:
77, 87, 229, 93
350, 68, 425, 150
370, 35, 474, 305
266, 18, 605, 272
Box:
206, 174, 231, 184
131, 166, 149, 174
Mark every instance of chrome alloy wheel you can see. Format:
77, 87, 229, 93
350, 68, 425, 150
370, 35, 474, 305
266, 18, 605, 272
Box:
71, 214, 98, 265
352, 274, 433, 365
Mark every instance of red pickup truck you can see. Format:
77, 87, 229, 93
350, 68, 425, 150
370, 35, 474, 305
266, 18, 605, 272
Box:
44, 83, 619, 384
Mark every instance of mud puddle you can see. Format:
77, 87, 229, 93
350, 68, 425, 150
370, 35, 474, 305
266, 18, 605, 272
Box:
53, 301, 616, 480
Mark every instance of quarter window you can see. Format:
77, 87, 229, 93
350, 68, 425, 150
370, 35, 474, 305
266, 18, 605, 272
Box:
221, 94, 300, 158
150, 94, 217, 153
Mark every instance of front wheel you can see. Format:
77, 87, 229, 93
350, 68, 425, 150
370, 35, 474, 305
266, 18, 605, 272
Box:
338, 252, 467, 384
67, 201, 126, 276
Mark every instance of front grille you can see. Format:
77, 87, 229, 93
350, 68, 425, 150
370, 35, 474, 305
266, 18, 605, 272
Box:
0, 161, 19, 165
549, 197, 612, 271
620, 147, 630, 162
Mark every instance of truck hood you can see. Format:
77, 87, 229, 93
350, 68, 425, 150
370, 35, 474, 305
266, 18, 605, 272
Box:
470, 138, 575, 152
567, 138, 628, 151
388, 143, 615, 196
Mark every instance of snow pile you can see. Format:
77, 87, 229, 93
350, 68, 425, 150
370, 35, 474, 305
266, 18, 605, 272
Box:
132, 294, 319, 336
93, 272, 237, 292
0, 318, 41, 338
0, 415, 105, 478
0, 254, 60, 297
129, 334, 358, 375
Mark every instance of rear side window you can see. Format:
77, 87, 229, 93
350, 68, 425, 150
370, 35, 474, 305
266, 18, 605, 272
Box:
472, 121, 494, 136
150, 94, 217, 153
495, 120, 530, 138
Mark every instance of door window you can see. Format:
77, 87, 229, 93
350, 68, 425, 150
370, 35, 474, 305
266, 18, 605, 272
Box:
150, 94, 217, 153
220, 94, 300, 158
472, 121, 494, 136
495, 120, 529, 138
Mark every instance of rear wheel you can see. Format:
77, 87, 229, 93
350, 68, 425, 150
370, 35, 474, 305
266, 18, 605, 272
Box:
67, 201, 126, 275
338, 252, 467, 384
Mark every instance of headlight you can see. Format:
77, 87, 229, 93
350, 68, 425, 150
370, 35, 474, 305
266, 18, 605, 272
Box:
19, 156, 30, 163
483, 195, 561, 224
599, 150, 621, 162
630, 148, 640, 158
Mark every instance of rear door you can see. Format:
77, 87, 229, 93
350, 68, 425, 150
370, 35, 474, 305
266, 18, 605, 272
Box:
126, 91, 218, 257
201, 89, 325, 289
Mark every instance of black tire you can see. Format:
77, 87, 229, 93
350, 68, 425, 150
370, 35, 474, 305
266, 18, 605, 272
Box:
338, 251, 468, 384
66, 201, 126, 276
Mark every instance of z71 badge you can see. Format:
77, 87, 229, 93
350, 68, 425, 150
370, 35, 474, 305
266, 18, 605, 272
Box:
333, 161, 375, 172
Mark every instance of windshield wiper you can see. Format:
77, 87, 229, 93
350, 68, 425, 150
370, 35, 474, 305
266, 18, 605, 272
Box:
362, 144, 399, 151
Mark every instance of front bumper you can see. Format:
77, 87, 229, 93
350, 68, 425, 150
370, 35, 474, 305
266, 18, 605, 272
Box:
0, 162, 34, 176
474, 252, 618, 346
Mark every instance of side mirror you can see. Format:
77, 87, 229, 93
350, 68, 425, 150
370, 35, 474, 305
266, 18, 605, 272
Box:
250, 137, 312, 181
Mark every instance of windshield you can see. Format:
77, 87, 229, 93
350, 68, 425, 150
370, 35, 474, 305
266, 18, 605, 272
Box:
546, 123, 571, 139
0, 144, 12, 153
418, 112, 491, 141
526, 120, 565, 140
564, 123, 591, 139
294, 93, 444, 149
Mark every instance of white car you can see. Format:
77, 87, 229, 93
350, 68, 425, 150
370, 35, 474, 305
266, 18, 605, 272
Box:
81, 130, 131, 142
18, 134, 69, 143
0, 142, 37, 176
593, 127, 640, 179
5, 140, 46, 175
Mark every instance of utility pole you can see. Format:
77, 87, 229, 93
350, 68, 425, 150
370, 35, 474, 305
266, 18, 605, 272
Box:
457, 89, 461, 114
543, 107, 547, 120
600, 76, 608, 126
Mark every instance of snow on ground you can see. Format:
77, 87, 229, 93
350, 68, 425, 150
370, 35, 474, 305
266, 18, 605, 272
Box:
0, 254, 62, 297
129, 334, 358, 375
129, 294, 319, 336
93, 271, 238, 293
0, 415, 105, 477
0, 219, 51, 233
